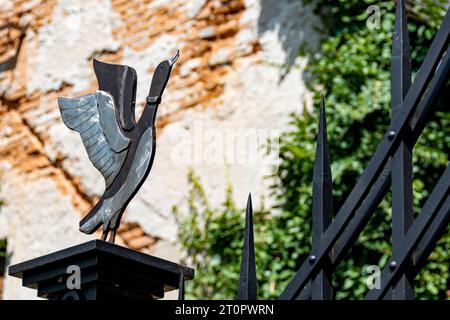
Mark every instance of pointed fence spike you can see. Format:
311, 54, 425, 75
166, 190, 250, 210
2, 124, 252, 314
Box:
178, 272, 185, 300
312, 96, 333, 242
237, 193, 257, 300
311, 96, 333, 300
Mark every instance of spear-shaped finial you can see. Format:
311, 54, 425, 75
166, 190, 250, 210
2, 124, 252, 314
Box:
311, 95, 333, 299
178, 272, 185, 300
312, 95, 333, 240
237, 193, 257, 300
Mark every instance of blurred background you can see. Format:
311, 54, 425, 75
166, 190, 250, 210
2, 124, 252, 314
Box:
0, 0, 448, 299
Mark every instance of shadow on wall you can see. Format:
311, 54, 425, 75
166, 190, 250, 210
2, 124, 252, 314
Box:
257, 0, 323, 69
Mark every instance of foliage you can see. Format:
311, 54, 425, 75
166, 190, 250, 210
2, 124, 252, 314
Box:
174, 170, 271, 299
175, 0, 449, 299
0, 239, 5, 259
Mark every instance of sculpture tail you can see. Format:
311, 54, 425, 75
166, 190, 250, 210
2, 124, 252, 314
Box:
79, 199, 120, 234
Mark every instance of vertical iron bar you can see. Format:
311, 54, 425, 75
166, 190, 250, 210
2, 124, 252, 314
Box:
237, 194, 257, 300
311, 96, 333, 300
178, 272, 185, 300
390, 0, 414, 300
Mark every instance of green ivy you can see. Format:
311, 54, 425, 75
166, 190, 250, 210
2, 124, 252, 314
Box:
175, 0, 449, 299
173, 170, 275, 299
0, 239, 5, 259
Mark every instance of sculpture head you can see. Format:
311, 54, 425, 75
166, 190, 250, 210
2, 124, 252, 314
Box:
148, 49, 179, 101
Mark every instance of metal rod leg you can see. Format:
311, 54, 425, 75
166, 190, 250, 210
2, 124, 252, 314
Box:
108, 229, 117, 244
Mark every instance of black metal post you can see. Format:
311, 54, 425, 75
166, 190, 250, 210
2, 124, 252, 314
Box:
237, 194, 257, 300
390, 0, 414, 300
311, 96, 333, 300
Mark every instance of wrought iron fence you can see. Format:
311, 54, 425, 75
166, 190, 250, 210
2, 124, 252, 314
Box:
178, 1, 450, 300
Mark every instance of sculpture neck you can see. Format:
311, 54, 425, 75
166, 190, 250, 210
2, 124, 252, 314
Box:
138, 101, 159, 130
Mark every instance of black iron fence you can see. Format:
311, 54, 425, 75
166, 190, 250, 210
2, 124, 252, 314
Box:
179, 1, 450, 300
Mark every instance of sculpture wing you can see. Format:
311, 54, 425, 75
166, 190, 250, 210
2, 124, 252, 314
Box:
58, 91, 130, 188
93, 59, 137, 131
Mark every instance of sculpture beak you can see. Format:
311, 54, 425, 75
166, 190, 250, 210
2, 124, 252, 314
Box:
168, 49, 180, 66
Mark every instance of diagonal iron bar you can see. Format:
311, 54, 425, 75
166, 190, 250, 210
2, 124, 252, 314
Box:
280, 9, 450, 300
412, 192, 450, 274
295, 282, 312, 300
330, 163, 391, 266
365, 164, 450, 300
237, 193, 257, 300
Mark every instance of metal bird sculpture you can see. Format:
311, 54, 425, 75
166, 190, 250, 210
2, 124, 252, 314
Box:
57, 50, 179, 243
